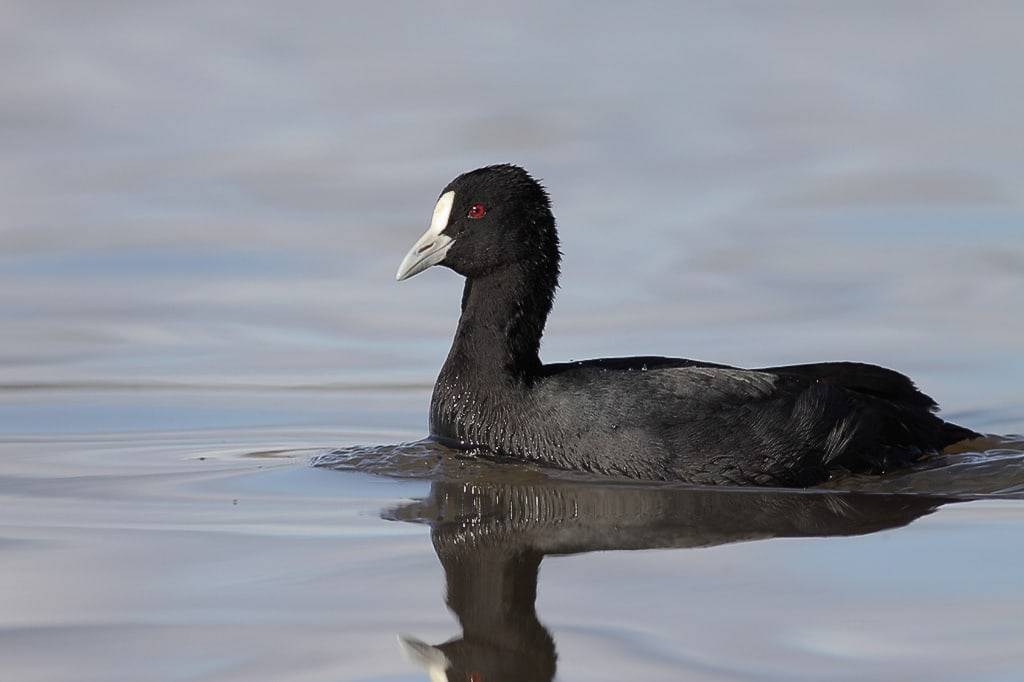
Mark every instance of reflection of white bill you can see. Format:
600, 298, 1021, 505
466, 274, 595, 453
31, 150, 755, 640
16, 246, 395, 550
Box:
399, 634, 451, 682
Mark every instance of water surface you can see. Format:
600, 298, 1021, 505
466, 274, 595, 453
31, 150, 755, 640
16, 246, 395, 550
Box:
2, 3, 1023, 680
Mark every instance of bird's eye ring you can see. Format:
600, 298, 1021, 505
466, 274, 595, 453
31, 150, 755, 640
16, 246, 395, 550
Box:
467, 203, 487, 219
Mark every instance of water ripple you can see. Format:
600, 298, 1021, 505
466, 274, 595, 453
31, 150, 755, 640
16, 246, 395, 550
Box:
313, 434, 1024, 498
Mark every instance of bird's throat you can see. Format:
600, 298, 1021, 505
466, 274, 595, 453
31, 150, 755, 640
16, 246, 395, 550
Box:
445, 263, 555, 384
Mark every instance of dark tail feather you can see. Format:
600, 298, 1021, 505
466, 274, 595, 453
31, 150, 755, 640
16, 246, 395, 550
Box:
761, 361, 938, 410
939, 420, 982, 448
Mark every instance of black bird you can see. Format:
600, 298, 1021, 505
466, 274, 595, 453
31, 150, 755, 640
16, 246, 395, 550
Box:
395, 164, 979, 486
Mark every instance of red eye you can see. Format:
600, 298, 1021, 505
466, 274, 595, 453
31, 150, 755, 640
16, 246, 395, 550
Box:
467, 203, 486, 219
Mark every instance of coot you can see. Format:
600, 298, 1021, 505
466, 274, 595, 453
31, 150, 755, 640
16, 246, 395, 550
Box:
395, 164, 978, 486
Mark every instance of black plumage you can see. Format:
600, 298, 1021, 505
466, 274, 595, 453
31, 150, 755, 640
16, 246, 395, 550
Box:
396, 164, 979, 486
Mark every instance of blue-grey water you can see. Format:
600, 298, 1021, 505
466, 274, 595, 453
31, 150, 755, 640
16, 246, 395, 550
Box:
2, 3, 1023, 681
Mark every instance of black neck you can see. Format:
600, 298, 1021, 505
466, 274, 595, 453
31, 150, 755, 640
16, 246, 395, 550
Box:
442, 259, 557, 383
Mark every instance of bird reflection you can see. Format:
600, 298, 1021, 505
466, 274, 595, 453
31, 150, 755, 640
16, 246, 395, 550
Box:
386, 479, 954, 681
